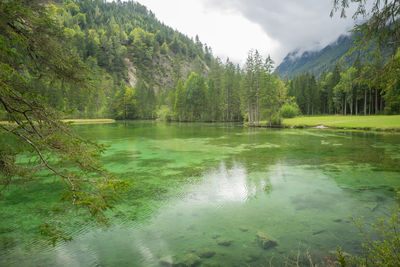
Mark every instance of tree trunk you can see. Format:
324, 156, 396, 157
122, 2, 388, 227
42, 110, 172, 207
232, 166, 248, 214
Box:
256, 96, 259, 126
227, 89, 230, 122
248, 103, 252, 124
255, 99, 257, 125
269, 111, 272, 127
350, 97, 353, 115
369, 88, 372, 115
364, 89, 367, 115
375, 88, 378, 114
248, 105, 250, 124
123, 97, 126, 120
355, 94, 358, 115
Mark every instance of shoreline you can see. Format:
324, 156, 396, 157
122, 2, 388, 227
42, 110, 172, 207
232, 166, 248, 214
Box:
245, 123, 400, 132
64, 118, 400, 132
245, 115, 400, 132
0, 118, 116, 125
2, 117, 400, 132
62, 119, 116, 124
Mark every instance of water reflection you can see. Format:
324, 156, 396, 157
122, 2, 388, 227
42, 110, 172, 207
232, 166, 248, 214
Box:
2, 122, 400, 267
185, 162, 255, 204
43, 160, 393, 266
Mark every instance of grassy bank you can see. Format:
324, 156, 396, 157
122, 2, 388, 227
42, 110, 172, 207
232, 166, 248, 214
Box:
62, 119, 116, 124
282, 115, 400, 131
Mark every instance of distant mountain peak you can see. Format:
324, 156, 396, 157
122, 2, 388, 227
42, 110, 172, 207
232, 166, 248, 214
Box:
276, 34, 353, 79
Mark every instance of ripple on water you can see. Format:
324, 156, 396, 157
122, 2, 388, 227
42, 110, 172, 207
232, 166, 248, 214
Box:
1, 122, 400, 266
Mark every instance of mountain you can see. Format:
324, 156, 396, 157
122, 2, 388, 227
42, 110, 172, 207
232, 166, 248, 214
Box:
32, 0, 215, 120
275, 35, 354, 79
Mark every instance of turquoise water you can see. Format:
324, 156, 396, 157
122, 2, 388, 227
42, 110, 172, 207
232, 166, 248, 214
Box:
1, 121, 400, 266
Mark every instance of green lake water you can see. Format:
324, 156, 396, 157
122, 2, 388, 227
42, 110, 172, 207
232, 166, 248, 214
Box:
1, 121, 400, 266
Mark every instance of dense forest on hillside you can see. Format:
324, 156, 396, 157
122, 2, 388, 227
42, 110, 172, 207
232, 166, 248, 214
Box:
2, 0, 398, 125
0, 0, 290, 124
276, 35, 355, 79
275, 34, 393, 80
0, 0, 399, 125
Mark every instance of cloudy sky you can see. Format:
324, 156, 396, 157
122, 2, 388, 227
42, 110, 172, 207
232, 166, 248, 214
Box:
137, 0, 356, 65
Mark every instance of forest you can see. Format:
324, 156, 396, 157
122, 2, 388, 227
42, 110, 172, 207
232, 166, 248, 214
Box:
287, 54, 400, 116
1, 0, 399, 127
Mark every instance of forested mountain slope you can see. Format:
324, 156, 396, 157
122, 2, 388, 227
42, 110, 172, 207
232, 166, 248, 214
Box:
1, 0, 288, 125
31, 0, 214, 119
275, 35, 354, 79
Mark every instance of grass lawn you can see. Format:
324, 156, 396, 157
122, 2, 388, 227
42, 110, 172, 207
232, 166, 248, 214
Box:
282, 115, 400, 130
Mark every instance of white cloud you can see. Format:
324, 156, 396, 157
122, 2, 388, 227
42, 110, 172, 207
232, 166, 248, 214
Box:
137, 0, 279, 64
203, 0, 357, 63
135, 0, 356, 65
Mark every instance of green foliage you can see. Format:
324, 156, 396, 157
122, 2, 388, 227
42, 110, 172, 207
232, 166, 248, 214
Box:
156, 105, 174, 121
334, 67, 357, 114
336, 205, 400, 266
242, 50, 287, 126
287, 53, 398, 116
332, 0, 400, 57
307, 0, 400, 117
182, 72, 207, 121
382, 49, 400, 114
288, 72, 319, 115
39, 222, 72, 246
135, 78, 155, 119
282, 103, 301, 118
0, 0, 127, 233
160, 41, 169, 55
112, 86, 137, 120
174, 79, 185, 121
282, 0, 400, 117
129, 27, 155, 71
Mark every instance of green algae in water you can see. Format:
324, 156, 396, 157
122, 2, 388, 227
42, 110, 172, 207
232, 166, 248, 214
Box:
1, 121, 400, 266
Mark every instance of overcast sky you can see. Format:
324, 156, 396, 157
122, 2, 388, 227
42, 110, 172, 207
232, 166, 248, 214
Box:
137, 0, 356, 65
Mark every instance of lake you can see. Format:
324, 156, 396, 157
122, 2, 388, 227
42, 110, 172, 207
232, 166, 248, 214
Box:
1, 121, 400, 266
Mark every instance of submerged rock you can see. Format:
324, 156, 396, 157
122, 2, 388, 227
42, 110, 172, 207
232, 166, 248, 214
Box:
197, 248, 216, 258
187, 225, 196, 231
217, 238, 233, 246
178, 253, 201, 267
239, 227, 249, 232
211, 234, 220, 239
159, 256, 175, 266
312, 229, 326, 235
245, 253, 260, 263
256, 231, 277, 249
201, 263, 223, 267
364, 201, 379, 212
